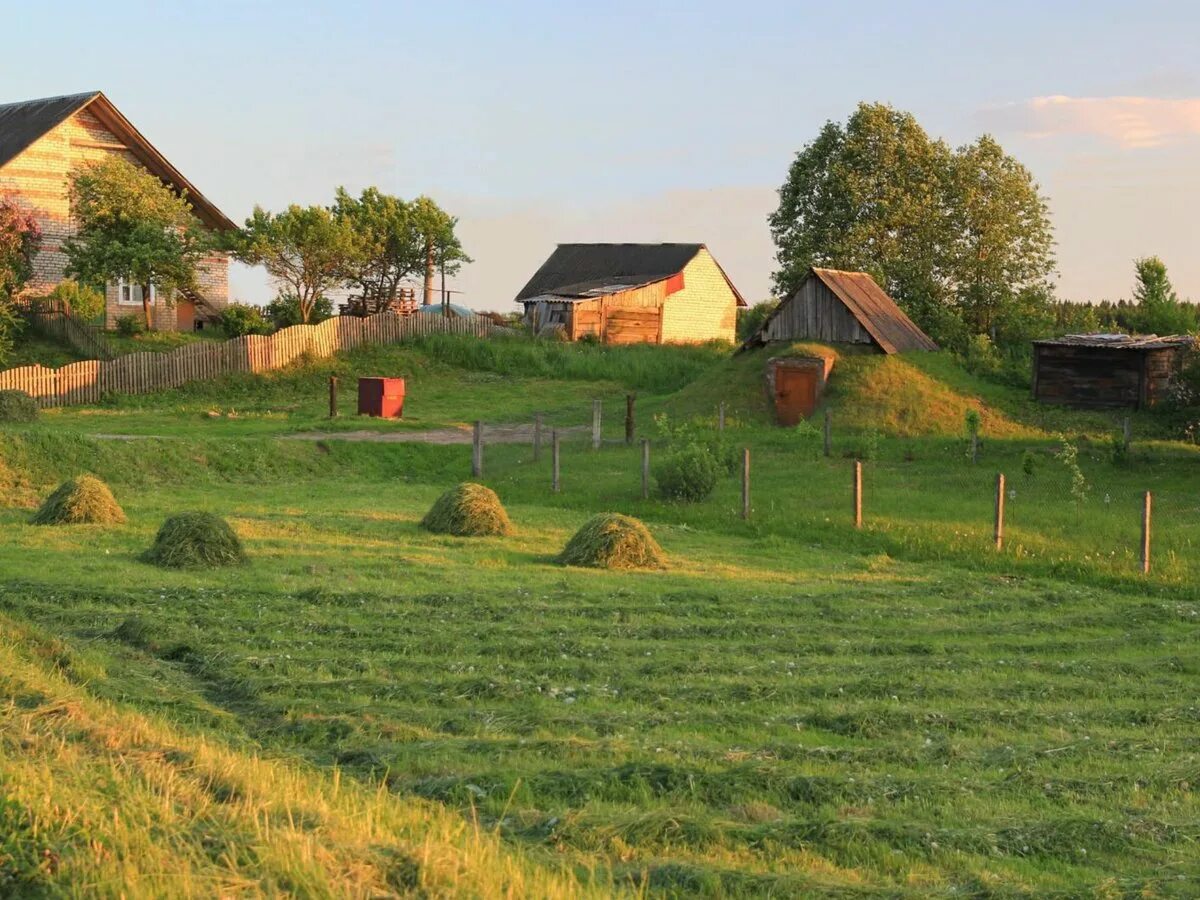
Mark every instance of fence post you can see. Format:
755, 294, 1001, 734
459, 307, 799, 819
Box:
1123, 416, 1132, 453
970, 431, 979, 465
328, 376, 338, 418
552, 430, 561, 493
853, 460, 863, 529
592, 399, 602, 450
1141, 490, 1152, 574
533, 413, 543, 462
625, 394, 636, 445
741, 448, 751, 520
472, 420, 483, 478
823, 408, 832, 458
641, 438, 650, 500
718, 401, 726, 433
994, 472, 1006, 550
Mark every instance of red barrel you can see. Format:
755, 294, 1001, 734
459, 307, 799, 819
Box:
357, 377, 405, 418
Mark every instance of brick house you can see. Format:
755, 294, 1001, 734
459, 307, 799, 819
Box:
516, 243, 746, 344
0, 91, 234, 330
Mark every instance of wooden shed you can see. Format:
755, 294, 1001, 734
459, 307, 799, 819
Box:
744, 267, 938, 353
515, 243, 745, 344
1032, 334, 1194, 409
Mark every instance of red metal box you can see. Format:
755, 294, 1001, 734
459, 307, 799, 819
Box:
357, 377, 405, 418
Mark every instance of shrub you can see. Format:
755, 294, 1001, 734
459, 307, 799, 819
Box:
144, 511, 246, 568
420, 483, 513, 536
654, 442, 719, 502
39, 280, 106, 322
557, 513, 665, 570
736, 299, 779, 342
31, 475, 125, 525
115, 313, 146, 336
0, 389, 37, 422
265, 293, 334, 328
220, 302, 272, 337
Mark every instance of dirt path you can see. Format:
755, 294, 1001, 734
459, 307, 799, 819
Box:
283, 423, 589, 445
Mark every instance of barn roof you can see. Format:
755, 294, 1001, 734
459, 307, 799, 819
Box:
515, 243, 746, 306
1033, 333, 1195, 351
0, 91, 235, 232
750, 268, 938, 354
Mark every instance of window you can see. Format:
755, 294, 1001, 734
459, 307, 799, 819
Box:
116, 279, 156, 306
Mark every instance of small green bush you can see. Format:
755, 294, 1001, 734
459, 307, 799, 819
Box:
144, 511, 246, 568
115, 313, 146, 336
654, 443, 719, 502
0, 389, 37, 423
420, 483, 513, 536
220, 302, 272, 337
265, 294, 334, 329
36, 280, 106, 322
32, 475, 125, 525
557, 513, 665, 570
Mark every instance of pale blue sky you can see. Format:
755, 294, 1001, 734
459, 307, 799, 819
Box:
5, 0, 1200, 309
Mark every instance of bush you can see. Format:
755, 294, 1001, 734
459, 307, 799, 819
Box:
0, 389, 37, 422
654, 443, 719, 502
35, 280, 106, 322
31, 475, 125, 525
736, 299, 779, 343
115, 313, 146, 336
557, 513, 665, 570
265, 294, 334, 329
144, 511, 246, 568
220, 302, 272, 337
420, 483, 513, 536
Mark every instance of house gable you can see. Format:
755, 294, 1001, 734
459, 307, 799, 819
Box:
660, 247, 741, 344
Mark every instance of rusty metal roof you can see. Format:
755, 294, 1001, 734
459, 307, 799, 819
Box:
809, 268, 938, 353
1033, 333, 1195, 350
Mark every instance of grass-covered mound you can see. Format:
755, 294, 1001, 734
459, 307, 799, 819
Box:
420, 482, 513, 536
144, 511, 246, 568
31, 475, 125, 525
0, 389, 38, 423
557, 513, 665, 570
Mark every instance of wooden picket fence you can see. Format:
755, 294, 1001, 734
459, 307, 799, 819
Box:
0, 312, 505, 407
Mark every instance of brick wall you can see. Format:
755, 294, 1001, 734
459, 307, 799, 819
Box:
659, 248, 739, 344
0, 106, 229, 331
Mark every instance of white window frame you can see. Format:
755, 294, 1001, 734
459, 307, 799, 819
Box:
116, 279, 157, 306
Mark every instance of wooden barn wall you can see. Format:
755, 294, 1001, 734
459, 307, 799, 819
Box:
1031, 345, 1185, 409
568, 283, 665, 344
764, 278, 874, 346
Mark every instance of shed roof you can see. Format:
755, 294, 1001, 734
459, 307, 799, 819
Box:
515, 243, 746, 306
0, 91, 235, 231
1033, 333, 1195, 351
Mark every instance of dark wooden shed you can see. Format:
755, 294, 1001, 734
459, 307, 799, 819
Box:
1032, 334, 1194, 409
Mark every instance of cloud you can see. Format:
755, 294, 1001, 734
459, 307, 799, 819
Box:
985, 95, 1200, 148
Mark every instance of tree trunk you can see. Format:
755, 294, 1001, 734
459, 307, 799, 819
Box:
423, 238, 435, 306
141, 282, 154, 330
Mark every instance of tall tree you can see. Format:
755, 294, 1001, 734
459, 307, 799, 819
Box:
332, 187, 423, 314
232, 205, 357, 324
410, 197, 468, 306
63, 157, 210, 329
1129, 256, 1196, 335
0, 196, 42, 362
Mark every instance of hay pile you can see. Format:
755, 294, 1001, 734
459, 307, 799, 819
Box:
144, 511, 246, 568
0, 389, 37, 423
32, 475, 126, 525
556, 513, 665, 570
420, 483, 513, 537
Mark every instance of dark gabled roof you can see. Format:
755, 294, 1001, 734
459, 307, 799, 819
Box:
515, 243, 746, 306
749, 267, 938, 354
0, 91, 235, 232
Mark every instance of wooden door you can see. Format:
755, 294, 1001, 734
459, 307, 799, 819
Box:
774, 366, 819, 425
176, 299, 195, 332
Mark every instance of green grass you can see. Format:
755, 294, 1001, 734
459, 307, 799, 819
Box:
4, 331, 87, 368
102, 327, 229, 357
1, 335, 1199, 896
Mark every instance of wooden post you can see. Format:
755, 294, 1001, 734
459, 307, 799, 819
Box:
993, 472, 1006, 550
641, 438, 650, 500
328, 376, 338, 418
853, 460, 863, 529
533, 413, 543, 462
970, 431, 979, 465
472, 421, 483, 478
823, 408, 832, 458
718, 402, 726, 433
552, 430, 561, 493
1123, 416, 1132, 453
592, 399, 602, 450
1141, 490, 1152, 574
625, 394, 636, 445
741, 447, 751, 520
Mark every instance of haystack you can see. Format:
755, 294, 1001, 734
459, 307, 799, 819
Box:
145, 511, 246, 568
420, 483, 513, 536
32, 475, 125, 525
556, 513, 665, 570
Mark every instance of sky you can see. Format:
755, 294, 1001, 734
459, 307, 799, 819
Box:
4, 0, 1200, 311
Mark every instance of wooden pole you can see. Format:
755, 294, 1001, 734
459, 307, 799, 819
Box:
718, 401, 726, 433
328, 376, 338, 418
592, 399, 602, 450
471, 420, 483, 478
552, 430, 561, 493
1123, 416, 1132, 453
970, 431, 979, 464
823, 408, 832, 458
625, 394, 636, 445
993, 472, 1006, 551
1141, 490, 1152, 574
641, 438, 650, 500
741, 447, 751, 520
853, 460, 863, 529
533, 413, 543, 462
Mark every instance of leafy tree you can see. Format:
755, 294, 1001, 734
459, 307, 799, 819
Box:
1129, 256, 1196, 335
0, 196, 41, 363
737, 299, 779, 342
63, 157, 210, 330
232, 205, 357, 324
333, 187, 424, 314
264, 293, 334, 329
411, 196, 470, 306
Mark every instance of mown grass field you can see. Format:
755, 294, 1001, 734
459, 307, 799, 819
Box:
1, 335, 1198, 897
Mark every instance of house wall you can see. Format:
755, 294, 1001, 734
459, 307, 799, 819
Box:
0, 106, 229, 331
659, 248, 739, 344
764, 276, 874, 346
